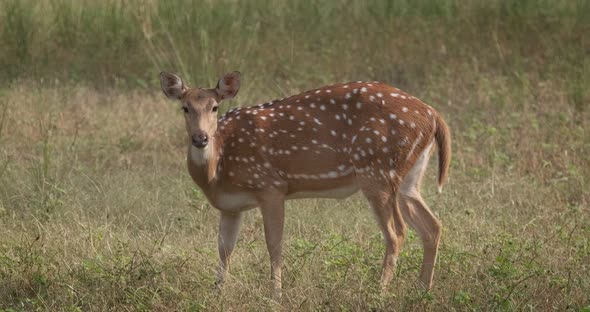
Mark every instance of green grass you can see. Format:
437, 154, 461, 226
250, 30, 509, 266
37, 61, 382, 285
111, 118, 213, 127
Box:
1, 0, 589, 311
1, 0, 589, 94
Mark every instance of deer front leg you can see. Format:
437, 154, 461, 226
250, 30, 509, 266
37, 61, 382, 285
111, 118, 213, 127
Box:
216, 211, 243, 286
259, 193, 285, 300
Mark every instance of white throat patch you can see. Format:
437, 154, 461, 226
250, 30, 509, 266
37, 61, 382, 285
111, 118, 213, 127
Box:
190, 145, 210, 166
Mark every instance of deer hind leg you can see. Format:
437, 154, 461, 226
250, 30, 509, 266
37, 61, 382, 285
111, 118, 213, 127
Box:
362, 183, 407, 290
399, 142, 442, 290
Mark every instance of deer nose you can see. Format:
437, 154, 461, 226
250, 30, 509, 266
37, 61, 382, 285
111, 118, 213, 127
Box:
191, 133, 208, 148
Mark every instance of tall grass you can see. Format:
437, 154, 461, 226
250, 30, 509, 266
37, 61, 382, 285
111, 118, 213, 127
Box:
0, 1, 589, 100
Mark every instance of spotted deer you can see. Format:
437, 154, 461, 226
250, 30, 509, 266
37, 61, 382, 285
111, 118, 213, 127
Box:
159, 71, 451, 299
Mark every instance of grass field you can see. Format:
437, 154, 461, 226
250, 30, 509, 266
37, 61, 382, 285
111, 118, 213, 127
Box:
1, 0, 589, 311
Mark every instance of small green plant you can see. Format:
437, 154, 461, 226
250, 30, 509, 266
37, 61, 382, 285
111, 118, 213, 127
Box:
453, 290, 472, 306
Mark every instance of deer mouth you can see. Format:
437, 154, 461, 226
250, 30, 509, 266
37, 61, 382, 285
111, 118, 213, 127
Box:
192, 141, 208, 149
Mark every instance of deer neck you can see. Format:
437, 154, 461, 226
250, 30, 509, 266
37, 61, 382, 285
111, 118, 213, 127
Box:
187, 136, 221, 188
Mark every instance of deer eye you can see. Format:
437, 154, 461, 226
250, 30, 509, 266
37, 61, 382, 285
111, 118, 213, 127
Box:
212, 106, 219, 112
181, 107, 188, 113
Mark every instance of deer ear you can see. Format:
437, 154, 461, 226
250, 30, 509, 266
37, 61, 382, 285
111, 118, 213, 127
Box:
215, 71, 241, 100
160, 72, 186, 100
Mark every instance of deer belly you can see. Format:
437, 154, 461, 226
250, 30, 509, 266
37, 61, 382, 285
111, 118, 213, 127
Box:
286, 183, 359, 200
212, 191, 259, 212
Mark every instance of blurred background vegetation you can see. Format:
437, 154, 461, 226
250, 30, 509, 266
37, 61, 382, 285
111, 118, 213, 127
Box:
0, 0, 588, 103
0, 0, 588, 310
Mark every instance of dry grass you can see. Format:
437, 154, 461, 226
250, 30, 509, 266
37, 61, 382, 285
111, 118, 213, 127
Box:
0, 71, 588, 310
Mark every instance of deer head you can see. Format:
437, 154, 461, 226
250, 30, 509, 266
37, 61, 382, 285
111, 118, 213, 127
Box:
159, 71, 241, 149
